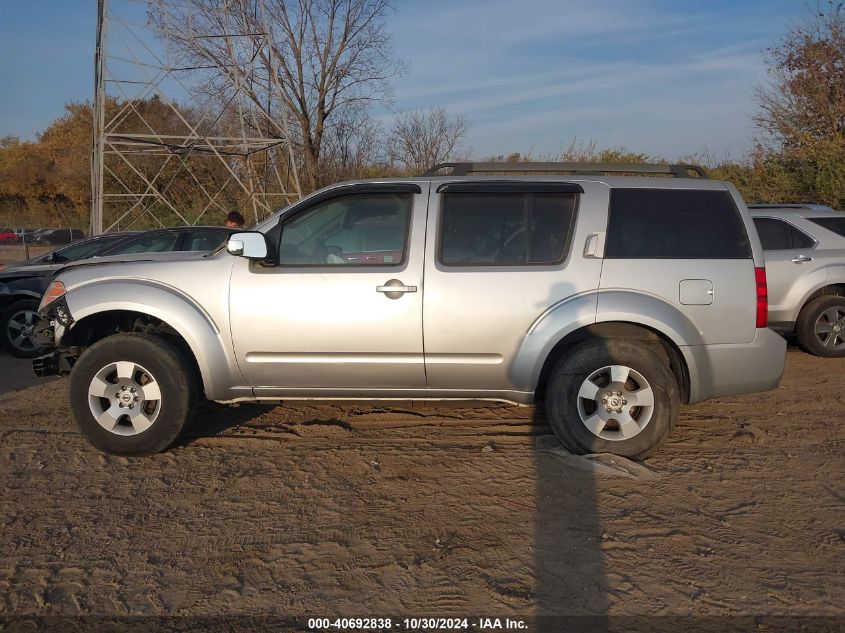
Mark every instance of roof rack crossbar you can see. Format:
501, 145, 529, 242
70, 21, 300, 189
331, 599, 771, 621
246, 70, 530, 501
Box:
422, 162, 709, 179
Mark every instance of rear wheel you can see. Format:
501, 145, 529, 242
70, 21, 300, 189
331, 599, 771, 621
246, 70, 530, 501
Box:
68, 333, 197, 455
796, 296, 845, 358
545, 339, 679, 459
1, 299, 47, 358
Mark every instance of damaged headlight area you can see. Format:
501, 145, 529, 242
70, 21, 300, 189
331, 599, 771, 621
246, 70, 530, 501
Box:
31, 281, 78, 378
39, 280, 74, 327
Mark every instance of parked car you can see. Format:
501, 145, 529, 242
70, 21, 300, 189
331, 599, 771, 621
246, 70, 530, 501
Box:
0, 232, 140, 273
749, 204, 845, 357
0, 233, 139, 358
32, 163, 786, 458
1, 227, 236, 358
20, 228, 48, 242
95, 226, 237, 257
0, 227, 19, 244
30, 228, 87, 245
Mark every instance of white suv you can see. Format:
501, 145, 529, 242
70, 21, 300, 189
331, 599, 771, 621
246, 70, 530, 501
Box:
749, 204, 845, 357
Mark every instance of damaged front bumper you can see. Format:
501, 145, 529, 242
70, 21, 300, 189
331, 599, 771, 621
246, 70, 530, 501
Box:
33, 350, 75, 377
31, 314, 58, 348
31, 295, 76, 378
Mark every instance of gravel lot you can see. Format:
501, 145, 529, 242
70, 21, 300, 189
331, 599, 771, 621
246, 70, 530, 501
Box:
0, 348, 842, 630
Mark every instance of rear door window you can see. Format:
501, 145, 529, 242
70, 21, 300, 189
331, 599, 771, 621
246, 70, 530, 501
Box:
753, 218, 815, 250
439, 192, 578, 266
606, 189, 751, 259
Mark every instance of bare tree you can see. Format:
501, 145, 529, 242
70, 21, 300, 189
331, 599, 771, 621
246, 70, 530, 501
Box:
387, 107, 470, 174
755, 1, 845, 149
753, 0, 845, 207
319, 107, 385, 181
150, 0, 404, 191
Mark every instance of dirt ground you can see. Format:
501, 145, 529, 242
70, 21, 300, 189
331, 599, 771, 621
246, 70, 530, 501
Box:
0, 349, 842, 630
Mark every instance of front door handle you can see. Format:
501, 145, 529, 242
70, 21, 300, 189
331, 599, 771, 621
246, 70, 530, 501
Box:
583, 232, 606, 258
791, 255, 813, 264
377, 279, 417, 299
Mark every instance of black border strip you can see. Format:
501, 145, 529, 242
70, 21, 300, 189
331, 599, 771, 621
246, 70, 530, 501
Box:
436, 180, 584, 194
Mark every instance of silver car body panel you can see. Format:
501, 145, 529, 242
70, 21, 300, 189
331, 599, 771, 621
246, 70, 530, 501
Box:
51, 175, 784, 405
422, 181, 606, 393
55, 253, 249, 401
683, 327, 786, 402
230, 184, 430, 393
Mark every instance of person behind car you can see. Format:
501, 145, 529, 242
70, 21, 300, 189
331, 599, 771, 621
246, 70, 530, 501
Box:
224, 211, 245, 229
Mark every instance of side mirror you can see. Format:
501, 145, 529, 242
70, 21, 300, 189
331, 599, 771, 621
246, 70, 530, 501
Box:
226, 232, 268, 260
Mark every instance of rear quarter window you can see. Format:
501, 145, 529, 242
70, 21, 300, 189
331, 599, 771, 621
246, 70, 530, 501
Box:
606, 188, 751, 259
753, 217, 815, 250
807, 217, 845, 238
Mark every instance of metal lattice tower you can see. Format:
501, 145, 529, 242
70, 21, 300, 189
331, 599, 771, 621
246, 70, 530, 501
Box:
92, 0, 301, 234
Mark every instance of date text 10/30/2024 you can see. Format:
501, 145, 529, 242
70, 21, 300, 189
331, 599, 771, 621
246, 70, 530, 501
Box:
307, 617, 528, 630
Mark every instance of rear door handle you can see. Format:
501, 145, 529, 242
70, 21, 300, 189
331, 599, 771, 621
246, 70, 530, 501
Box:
377, 279, 417, 299
791, 255, 813, 264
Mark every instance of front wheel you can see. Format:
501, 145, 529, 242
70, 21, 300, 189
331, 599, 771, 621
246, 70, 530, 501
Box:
545, 339, 679, 459
796, 296, 845, 358
68, 333, 198, 455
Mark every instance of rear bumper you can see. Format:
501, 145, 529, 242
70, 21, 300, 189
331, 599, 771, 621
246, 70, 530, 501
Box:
684, 328, 787, 404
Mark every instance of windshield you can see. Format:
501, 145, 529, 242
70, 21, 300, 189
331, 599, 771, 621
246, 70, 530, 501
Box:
51, 235, 126, 262
100, 231, 180, 255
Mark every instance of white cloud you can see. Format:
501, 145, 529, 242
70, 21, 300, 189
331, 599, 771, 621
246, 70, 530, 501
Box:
381, 0, 791, 159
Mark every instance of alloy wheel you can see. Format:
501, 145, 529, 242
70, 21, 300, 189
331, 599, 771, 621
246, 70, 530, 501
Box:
87, 361, 162, 436
6, 308, 38, 354
814, 305, 845, 352
576, 364, 655, 441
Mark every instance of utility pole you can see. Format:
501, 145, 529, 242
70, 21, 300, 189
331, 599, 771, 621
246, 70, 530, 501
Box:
91, 0, 107, 236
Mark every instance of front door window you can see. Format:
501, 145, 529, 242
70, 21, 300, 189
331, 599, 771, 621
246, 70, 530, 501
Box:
279, 193, 412, 266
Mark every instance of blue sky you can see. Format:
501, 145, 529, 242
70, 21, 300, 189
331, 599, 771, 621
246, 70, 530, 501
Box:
1, 0, 805, 160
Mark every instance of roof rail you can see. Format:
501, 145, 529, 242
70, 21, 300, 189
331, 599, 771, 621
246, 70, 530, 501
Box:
747, 203, 836, 211
421, 161, 709, 179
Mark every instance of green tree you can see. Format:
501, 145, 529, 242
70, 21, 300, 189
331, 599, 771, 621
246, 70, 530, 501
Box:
0, 103, 92, 229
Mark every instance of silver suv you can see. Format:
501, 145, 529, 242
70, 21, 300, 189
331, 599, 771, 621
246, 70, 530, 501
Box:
749, 204, 845, 357
33, 163, 786, 459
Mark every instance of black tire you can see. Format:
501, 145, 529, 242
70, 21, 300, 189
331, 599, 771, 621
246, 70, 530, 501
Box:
796, 296, 845, 358
69, 333, 198, 455
545, 339, 679, 460
1, 299, 47, 358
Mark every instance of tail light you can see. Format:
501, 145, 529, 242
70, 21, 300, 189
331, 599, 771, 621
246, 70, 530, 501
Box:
755, 267, 768, 328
